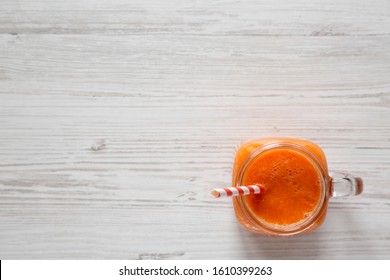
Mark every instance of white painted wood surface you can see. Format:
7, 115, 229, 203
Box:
0, 0, 390, 259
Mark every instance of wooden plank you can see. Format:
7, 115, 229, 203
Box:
0, 33, 389, 259
0, 34, 389, 93
0, 0, 389, 35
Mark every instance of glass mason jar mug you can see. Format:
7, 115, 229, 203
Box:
232, 138, 363, 236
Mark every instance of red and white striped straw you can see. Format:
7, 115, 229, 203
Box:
211, 184, 264, 198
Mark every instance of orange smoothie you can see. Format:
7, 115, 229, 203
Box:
242, 149, 322, 226
232, 138, 330, 235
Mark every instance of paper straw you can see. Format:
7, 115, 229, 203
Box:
211, 184, 264, 198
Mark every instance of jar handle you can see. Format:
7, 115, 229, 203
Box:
329, 171, 363, 197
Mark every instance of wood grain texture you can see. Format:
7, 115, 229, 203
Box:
1, 0, 390, 36
0, 0, 390, 259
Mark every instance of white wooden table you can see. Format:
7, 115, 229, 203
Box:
1, 0, 390, 259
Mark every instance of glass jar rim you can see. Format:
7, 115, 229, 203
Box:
235, 141, 328, 235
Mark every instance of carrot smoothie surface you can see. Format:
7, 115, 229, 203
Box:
242, 148, 322, 226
